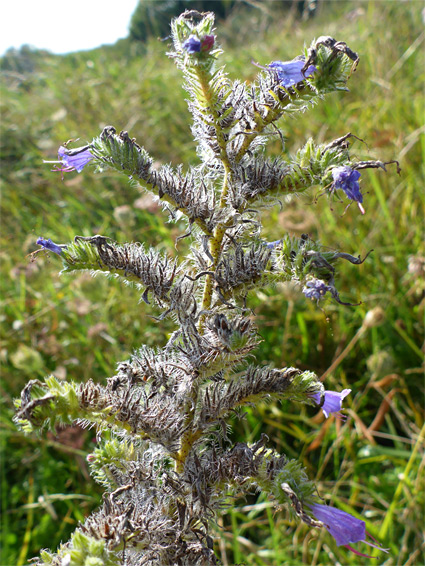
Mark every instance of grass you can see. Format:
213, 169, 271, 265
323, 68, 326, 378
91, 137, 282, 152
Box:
1, 1, 424, 565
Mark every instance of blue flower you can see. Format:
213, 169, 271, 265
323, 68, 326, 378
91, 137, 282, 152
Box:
36, 237, 63, 256
45, 146, 94, 175
57, 146, 94, 173
269, 59, 317, 87
265, 239, 282, 249
308, 503, 389, 557
182, 36, 202, 53
312, 388, 351, 418
332, 166, 365, 214
303, 279, 331, 301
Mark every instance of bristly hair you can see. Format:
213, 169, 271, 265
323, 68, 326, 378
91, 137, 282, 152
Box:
18, 10, 396, 565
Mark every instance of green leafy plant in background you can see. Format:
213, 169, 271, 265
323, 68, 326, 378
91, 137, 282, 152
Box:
11, 9, 406, 565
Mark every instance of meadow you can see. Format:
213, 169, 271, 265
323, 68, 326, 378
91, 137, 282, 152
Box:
1, 1, 424, 564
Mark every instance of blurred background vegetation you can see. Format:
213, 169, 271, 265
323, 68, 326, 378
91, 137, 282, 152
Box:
1, 1, 424, 565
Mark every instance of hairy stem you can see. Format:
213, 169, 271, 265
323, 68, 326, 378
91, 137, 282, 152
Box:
176, 67, 233, 470
194, 67, 232, 315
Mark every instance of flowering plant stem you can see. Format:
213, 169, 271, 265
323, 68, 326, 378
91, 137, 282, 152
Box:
181, 64, 230, 471
198, 63, 231, 316
16, 10, 397, 565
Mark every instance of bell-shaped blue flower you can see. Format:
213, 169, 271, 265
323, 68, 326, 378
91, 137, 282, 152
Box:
183, 35, 202, 53
45, 146, 94, 175
36, 237, 63, 256
308, 503, 389, 557
269, 59, 316, 87
332, 166, 365, 214
312, 388, 351, 418
57, 146, 94, 173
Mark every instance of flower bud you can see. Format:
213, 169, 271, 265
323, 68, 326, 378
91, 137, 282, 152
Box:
363, 307, 385, 329
200, 34, 215, 52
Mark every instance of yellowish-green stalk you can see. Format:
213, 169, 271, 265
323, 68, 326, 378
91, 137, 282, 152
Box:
175, 64, 233, 473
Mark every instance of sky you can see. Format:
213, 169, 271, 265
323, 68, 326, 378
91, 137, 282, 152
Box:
1, 0, 140, 56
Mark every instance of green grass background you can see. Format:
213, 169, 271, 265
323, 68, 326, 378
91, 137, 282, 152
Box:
1, 1, 424, 565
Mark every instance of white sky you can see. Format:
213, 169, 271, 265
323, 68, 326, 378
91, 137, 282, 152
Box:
1, 0, 140, 56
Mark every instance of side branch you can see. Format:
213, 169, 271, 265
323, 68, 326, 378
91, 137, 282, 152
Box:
90, 127, 218, 234
62, 236, 181, 307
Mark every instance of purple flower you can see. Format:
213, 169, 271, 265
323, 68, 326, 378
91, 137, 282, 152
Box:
269, 59, 317, 87
182, 35, 201, 53
332, 166, 365, 214
57, 146, 94, 173
45, 146, 94, 175
265, 239, 282, 249
36, 237, 63, 256
308, 503, 389, 557
312, 388, 351, 418
303, 279, 331, 301
182, 35, 215, 54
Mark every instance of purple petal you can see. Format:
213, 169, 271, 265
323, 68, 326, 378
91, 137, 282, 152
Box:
308, 503, 366, 547
265, 239, 282, 249
302, 279, 331, 300
269, 59, 316, 87
332, 166, 364, 213
309, 503, 389, 556
58, 146, 94, 173
321, 388, 351, 418
36, 237, 63, 256
182, 36, 202, 53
